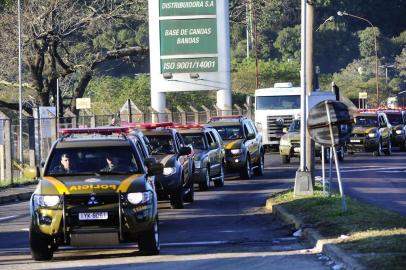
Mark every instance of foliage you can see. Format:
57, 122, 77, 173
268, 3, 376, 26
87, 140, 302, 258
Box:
273, 25, 301, 61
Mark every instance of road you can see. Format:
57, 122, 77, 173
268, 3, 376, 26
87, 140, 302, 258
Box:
0, 151, 405, 269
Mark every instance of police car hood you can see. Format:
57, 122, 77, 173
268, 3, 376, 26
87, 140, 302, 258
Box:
352, 126, 376, 134
39, 174, 145, 195
224, 139, 244, 150
281, 132, 300, 142
153, 154, 176, 167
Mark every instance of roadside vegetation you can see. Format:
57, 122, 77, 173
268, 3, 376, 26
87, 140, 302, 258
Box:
0, 177, 37, 190
268, 185, 406, 270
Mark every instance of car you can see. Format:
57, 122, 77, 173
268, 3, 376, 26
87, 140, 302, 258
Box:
208, 116, 264, 179
382, 109, 406, 151
29, 127, 163, 261
125, 123, 194, 209
347, 110, 392, 156
279, 119, 344, 164
177, 124, 225, 190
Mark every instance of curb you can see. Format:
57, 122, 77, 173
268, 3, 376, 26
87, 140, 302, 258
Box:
266, 199, 366, 270
0, 191, 33, 205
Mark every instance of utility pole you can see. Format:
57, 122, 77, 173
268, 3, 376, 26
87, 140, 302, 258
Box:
306, 0, 315, 184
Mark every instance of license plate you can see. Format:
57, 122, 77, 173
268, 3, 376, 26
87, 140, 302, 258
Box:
350, 139, 361, 143
79, 212, 108, 220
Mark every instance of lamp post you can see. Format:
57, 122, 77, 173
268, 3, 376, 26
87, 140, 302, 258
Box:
17, 0, 23, 165
315, 16, 334, 32
337, 11, 379, 107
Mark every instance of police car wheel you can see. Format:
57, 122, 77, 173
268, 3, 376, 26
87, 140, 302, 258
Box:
384, 140, 392, 156
401, 141, 406, 151
184, 176, 194, 203
29, 229, 54, 261
373, 141, 382, 156
254, 153, 264, 176
214, 163, 225, 187
199, 168, 210, 191
240, 156, 252, 180
170, 176, 185, 209
138, 219, 160, 255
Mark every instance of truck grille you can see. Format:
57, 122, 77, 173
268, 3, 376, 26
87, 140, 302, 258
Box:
267, 115, 293, 143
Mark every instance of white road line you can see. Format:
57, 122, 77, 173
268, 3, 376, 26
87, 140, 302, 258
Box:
0, 215, 18, 221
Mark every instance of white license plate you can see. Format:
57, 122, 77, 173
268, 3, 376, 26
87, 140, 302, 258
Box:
294, 147, 301, 153
79, 212, 108, 220
350, 139, 361, 143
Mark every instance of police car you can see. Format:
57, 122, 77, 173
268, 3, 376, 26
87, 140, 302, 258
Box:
29, 127, 163, 260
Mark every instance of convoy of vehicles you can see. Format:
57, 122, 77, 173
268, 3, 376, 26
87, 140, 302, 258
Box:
30, 127, 163, 260
208, 116, 264, 179
383, 109, 406, 151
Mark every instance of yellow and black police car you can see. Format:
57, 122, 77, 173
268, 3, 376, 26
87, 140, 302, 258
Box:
29, 127, 163, 260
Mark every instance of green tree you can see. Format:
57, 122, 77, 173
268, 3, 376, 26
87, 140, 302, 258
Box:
273, 25, 301, 61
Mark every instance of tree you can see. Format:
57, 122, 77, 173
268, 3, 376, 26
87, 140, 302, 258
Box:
273, 25, 301, 61
0, 0, 148, 115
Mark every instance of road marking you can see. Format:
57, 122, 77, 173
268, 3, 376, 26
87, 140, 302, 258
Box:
0, 215, 18, 221
20, 228, 29, 231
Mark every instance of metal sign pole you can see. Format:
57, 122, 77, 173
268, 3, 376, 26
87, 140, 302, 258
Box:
328, 147, 333, 196
325, 101, 347, 211
321, 145, 326, 196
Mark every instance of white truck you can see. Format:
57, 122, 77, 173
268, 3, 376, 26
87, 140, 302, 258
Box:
255, 83, 301, 150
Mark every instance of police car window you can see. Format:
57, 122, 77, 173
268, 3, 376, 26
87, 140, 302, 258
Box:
146, 135, 175, 154
379, 115, 386, 126
182, 133, 206, 150
208, 132, 218, 148
386, 113, 403, 125
355, 116, 378, 127
175, 133, 184, 148
45, 146, 139, 176
248, 121, 258, 134
211, 130, 222, 145
213, 126, 243, 140
245, 122, 254, 135
135, 140, 147, 160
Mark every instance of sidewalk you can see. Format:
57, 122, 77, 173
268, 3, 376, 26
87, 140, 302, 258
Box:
0, 184, 37, 205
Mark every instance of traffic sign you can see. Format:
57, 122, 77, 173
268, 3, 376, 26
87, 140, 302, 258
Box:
359, 92, 367, 99
76, 98, 91, 109
307, 100, 354, 146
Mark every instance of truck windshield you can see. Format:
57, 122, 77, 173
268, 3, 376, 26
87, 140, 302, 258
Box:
386, 113, 403, 125
256, 95, 300, 110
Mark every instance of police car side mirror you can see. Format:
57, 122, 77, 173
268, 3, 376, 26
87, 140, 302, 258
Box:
147, 163, 164, 176
179, 146, 192, 156
247, 133, 255, 140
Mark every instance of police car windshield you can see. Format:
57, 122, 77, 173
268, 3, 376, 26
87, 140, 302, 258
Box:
386, 113, 403, 125
45, 146, 139, 176
355, 116, 378, 127
212, 126, 243, 140
289, 120, 300, 132
182, 134, 207, 150
146, 135, 176, 154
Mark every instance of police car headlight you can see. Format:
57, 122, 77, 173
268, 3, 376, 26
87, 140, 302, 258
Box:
194, 161, 202, 169
395, 130, 402, 135
368, 133, 376, 138
163, 167, 176, 176
127, 192, 152, 205
231, 149, 242, 154
33, 195, 60, 208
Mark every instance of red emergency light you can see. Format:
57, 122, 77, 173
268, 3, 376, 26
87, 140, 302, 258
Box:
121, 122, 174, 129
59, 127, 133, 135
173, 124, 204, 129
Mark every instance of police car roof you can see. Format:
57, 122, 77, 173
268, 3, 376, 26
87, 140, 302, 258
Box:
208, 121, 243, 127
56, 139, 131, 149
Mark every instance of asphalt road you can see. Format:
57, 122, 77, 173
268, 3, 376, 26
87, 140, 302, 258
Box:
0, 150, 405, 269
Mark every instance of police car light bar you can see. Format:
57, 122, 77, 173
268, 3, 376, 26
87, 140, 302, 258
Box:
59, 127, 133, 134
121, 122, 174, 129
209, 115, 244, 121
173, 124, 204, 129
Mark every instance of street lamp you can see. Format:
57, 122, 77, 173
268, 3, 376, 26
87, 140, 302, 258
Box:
337, 11, 380, 107
17, 0, 23, 166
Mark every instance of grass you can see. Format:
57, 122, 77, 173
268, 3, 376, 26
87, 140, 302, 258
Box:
0, 177, 38, 190
268, 185, 406, 270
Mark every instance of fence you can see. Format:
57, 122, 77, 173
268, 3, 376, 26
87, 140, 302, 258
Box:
0, 104, 254, 185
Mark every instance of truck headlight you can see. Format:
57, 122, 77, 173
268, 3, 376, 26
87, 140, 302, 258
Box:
33, 195, 60, 208
163, 167, 176, 176
231, 149, 242, 154
395, 130, 402, 135
194, 160, 202, 169
127, 192, 152, 205
368, 133, 376, 138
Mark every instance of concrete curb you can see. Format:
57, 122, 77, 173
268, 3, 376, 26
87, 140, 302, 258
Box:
0, 191, 33, 205
266, 199, 366, 270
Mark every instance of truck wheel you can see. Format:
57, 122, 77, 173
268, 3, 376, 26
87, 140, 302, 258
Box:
198, 168, 210, 191
138, 219, 160, 255
281, 155, 290, 164
214, 163, 225, 187
29, 228, 54, 261
184, 176, 194, 203
240, 156, 252, 180
170, 179, 184, 209
254, 153, 264, 176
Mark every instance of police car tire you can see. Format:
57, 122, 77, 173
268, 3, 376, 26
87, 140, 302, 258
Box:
214, 163, 225, 187
240, 156, 252, 180
384, 140, 392, 156
254, 153, 264, 176
184, 177, 194, 203
138, 219, 160, 255
29, 229, 54, 261
199, 168, 210, 191
401, 141, 406, 151
170, 186, 184, 209
373, 141, 382, 156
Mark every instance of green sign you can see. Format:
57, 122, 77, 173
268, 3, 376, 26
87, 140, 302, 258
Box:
160, 0, 216, 16
161, 57, 218, 73
160, 19, 217, 55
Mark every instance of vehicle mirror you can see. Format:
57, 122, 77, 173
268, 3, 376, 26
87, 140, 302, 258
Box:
283, 127, 288, 133
144, 157, 157, 168
147, 162, 164, 176
179, 146, 192, 156
210, 142, 217, 149
247, 133, 255, 140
